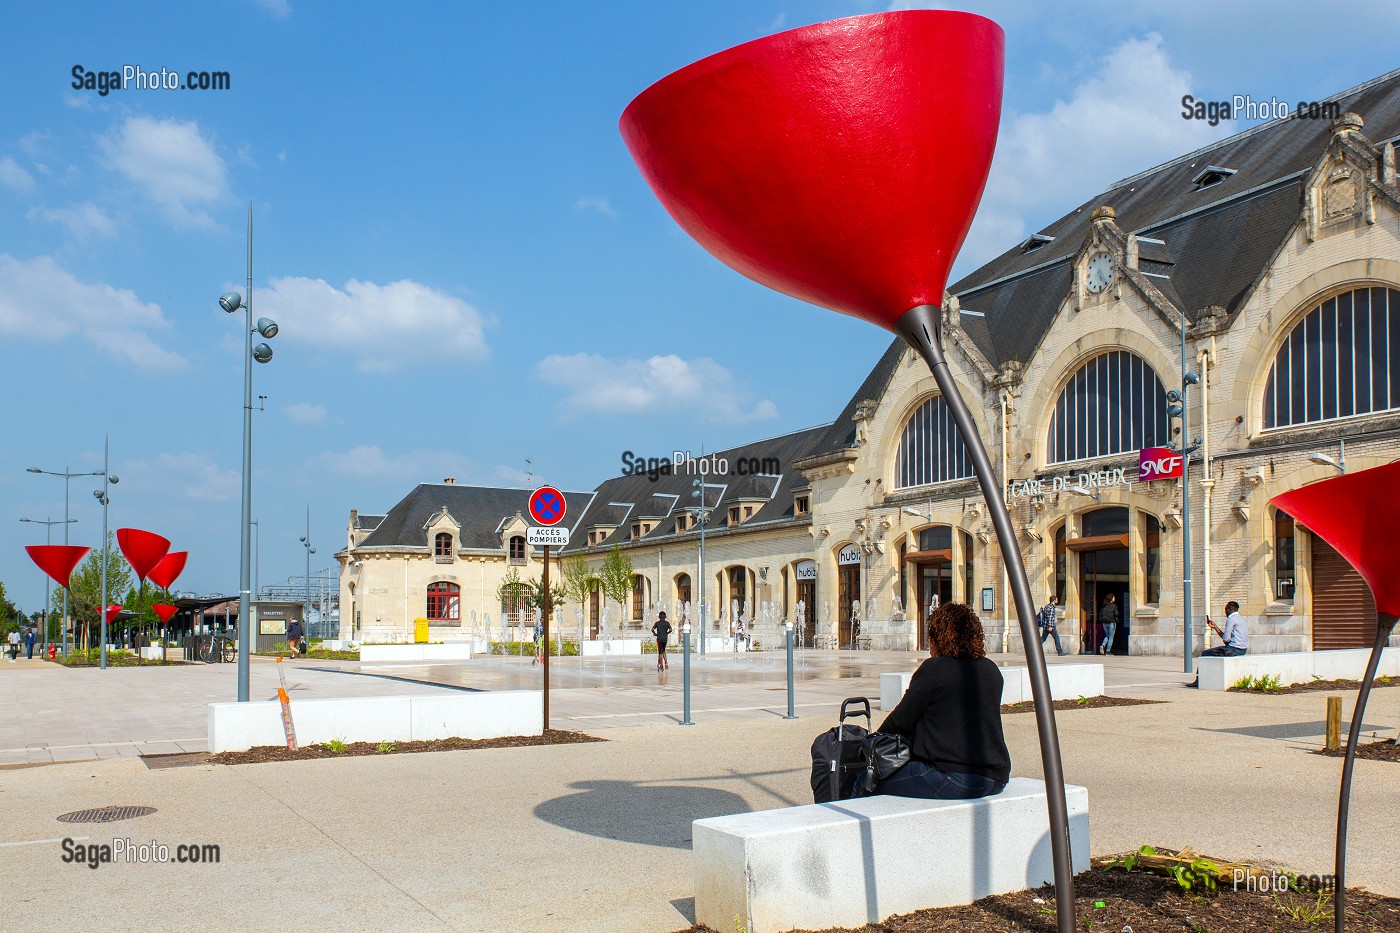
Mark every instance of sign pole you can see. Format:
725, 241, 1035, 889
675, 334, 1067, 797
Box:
542, 542, 551, 733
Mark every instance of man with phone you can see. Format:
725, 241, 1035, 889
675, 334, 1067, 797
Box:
1187, 600, 1247, 687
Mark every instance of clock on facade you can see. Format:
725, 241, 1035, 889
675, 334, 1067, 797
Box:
1085, 251, 1116, 294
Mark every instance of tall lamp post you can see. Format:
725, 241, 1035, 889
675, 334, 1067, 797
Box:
220, 202, 280, 702
692, 478, 721, 656
251, 518, 261, 599
90, 437, 120, 669
27, 463, 110, 655
1165, 312, 1201, 674
19, 517, 78, 653
300, 506, 315, 642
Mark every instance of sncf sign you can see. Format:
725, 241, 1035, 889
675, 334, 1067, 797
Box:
1139, 446, 1183, 481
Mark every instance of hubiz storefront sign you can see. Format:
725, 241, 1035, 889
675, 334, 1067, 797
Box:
1007, 466, 1132, 501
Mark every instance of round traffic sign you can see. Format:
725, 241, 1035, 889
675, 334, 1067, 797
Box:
529, 486, 567, 526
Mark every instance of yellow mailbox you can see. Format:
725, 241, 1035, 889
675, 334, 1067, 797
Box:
413, 618, 429, 644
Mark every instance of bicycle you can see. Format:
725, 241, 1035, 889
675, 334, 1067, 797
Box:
200, 633, 237, 664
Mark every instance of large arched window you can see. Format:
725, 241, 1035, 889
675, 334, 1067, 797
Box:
894, 395, 973, 488
426, 581, 460, 623
1263, 286, 1399, 429
1047, 350, 1169, 464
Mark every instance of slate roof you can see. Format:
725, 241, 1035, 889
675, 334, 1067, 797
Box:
559, 424, 830, 555
356, 484, 593, 551
805, 68, 1400, 459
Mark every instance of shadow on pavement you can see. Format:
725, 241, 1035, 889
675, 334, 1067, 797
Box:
533, 779, 750, 849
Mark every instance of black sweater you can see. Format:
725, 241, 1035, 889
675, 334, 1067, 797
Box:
879, 656, 1011, 783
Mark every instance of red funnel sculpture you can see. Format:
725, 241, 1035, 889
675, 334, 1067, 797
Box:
621, 11, 1001, 329
1272, 462, 1399, 933
116, 528, 170, 582
621, 13, 1076, 929
103, 605, 124, 625
25, 545, 91, 589
152, 604, 179, 625
148, 551, 188, 590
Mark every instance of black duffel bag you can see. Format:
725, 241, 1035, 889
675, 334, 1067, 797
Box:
861, 731, 912, 793
810, 698, 871, 802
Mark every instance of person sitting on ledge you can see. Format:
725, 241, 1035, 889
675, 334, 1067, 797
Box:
1187, 600, 1248, 687
851, 602, 1010, 800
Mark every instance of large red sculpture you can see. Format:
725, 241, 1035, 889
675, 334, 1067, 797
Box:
25, 545, 91, 590
152, 604, 179, 625
621, 13, 1076, 930
621, 11, 1001, 330
1272, 462, 1399, 933
148, 551, 188, 590
116, 528, 170, 582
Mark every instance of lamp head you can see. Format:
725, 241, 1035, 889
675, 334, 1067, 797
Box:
299, 536, 306, 543
252, 343, 274, 364
219, 292, 243, 314
1167, 404, 1184, 418
26, 467, 41, 473
1166, 389, 1182, 403
1308, 453, 1338, 468
109, 475, 119, 485
1184, 371, 1200, 385
256, 317, 279, 338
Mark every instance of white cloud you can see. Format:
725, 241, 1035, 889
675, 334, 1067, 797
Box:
316, 444, 472, 482
256, 0, 291, 17
490, 465, 535, 487
99, 116, 229, 229
573, 195, 616, 218
284, 402, 326, 424
536, 352, 778, 423
954, 34, 1236, 275
27, 202, 117, 239
0, 254, 186, 368
0, 156, 34, 193
258, 275, 489, 372
123, 452, 239, 503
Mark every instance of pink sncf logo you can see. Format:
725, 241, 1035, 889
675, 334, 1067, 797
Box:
1139, 446, 1183, 481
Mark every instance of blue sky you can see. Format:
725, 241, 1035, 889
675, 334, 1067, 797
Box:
3, 0, 1398, 603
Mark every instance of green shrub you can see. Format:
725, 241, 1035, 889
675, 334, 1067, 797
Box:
487, 640, 579, 657
1231, 673, 1284, 693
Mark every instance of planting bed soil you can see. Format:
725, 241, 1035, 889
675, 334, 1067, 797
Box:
209, 728, 604, 764
676, 857, 1400, 932
1000, 695, 1162, 714
1317, 738, 1400, 762
51, 656, 191, 668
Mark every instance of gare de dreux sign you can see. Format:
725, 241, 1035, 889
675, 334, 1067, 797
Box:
1006, 447, 1184, 501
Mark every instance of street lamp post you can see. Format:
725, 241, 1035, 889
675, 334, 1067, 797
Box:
18, 517, 78, 653
1165, 312, 1201, 674
220, 202, 279, 702
300, 506, 315, 645
251, 518, 260, 599
691, 478, 722, 656
27, 463, 111, 656
91, 437, 120, 670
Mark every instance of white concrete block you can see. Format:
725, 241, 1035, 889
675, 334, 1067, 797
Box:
139, 647, 163, 661
880, 664, 1105, 711
359, 643, 473, 663
207, 691, 542, 752
579, 638, 642, 656
1197, 647, 1399, 691
694, 778, 1090, 933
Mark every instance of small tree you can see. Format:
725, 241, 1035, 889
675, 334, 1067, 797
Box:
558, 554, 598, 616
598, 545, 634, 627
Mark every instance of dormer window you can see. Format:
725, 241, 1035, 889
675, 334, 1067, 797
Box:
728, 507, 741, 526
1192, 165, 1236, 190
794, 494, 810, 516
508, 535, 526, 564
434, 533, 453, 562
1019, 233, 1054, 254
631, 523, 641, 541
743, 506, 753, 520
676, 514, 689, 532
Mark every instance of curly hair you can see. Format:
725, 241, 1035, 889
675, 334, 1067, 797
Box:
927, 602, 987, 660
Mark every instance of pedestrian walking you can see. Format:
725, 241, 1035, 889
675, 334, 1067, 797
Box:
532, 616, 544, 666
286, 618, 304, 659
25, 627, 36, 660
1037, 595, 1066, 656
6, 629, 19, 661
651, 611, 672, 670
1098, 593, 1119, 655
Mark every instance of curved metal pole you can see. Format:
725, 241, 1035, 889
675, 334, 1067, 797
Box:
897, 304, 1075, 933
1334, 614, 1397, 933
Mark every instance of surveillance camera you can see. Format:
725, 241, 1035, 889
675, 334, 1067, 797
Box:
219, 292, 242, 313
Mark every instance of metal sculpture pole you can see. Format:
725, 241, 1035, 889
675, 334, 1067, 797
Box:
897, 304, 1075, 924
1334, 614, 1397, 932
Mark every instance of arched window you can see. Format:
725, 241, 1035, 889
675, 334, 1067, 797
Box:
632, 575, 646, 623
434, 533, 452, 557
1262, 286, 1399, 429
426, 582, 460, 623
1047, 350, 1169, 463
894, 395, 974, 489
728, 566, 747, 612
508, 535, 525, 564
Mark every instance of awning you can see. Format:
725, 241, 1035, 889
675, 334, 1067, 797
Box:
1064, 533, 1130, 553
904, 548, 953, 564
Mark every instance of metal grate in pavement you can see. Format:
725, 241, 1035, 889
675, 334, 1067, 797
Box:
56, 805, 157, 824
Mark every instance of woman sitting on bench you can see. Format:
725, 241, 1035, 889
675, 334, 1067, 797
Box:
853, 602, 1010, 800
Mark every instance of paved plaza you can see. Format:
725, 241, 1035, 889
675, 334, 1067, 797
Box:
0, 652, 1397, 932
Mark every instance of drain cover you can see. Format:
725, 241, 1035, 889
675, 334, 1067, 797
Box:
57, 806, 156, 824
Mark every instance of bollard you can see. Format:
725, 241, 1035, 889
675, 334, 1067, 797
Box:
784, 622, 796, 719
681, 623, 693, 726
1326, 695, 1342, 752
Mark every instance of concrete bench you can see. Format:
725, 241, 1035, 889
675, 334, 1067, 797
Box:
359, 643, 474, 663
1197, 646, 1399, 691
694, 777, 1089, 933
880, 662, 1104, 712
207, 690, 542, 752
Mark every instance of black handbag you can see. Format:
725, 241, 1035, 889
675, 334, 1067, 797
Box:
861, 731, 912, 792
